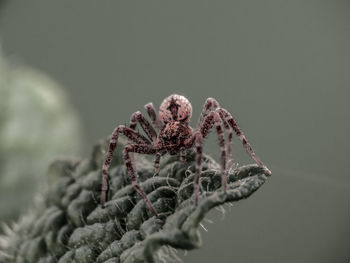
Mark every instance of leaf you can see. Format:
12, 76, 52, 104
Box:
0, 138, 270, 263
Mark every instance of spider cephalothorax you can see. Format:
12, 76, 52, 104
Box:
156, 121, 192, 154
101, 94, 270, 215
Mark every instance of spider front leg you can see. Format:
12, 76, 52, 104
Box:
154, 152, 162, 173
101, 126, 151, 208
198, 98, 233, 168
123, 144, 158, 216
130, 111, 157, 142
180, 147, 186, 164
129, 111, 165, 174
197, 98, 220, 128
200, 111, 228, 192
217, 108, 270, 173
192, 132, 203, 205
145, 102, 164, 132
191, 111, 227, 206
129, 111, 159, 173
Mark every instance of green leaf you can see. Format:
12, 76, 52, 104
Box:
0, 138, 270, 263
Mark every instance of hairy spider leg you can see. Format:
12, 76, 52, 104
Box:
154, 152, 162, 173
220, 116, 233, 168
101, 126, 152, 207
123, 144, 158, 216
129, 110, 167, 174
129, 111, 157, 172
197, 98, 220, 128
218, 108, 269, 173
145, 102, 164, 131
180, 147, 186, 163
193, 132, 203, 205
130, 111, 157, 142
199, 98, 234, 168
194, 111, 227, 204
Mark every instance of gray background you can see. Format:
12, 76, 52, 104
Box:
1, 0, 349, 262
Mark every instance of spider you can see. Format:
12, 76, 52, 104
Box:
101, 94, 270, 215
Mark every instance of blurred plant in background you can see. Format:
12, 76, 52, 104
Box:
0, 49, 83, 225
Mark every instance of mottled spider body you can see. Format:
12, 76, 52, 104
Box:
101, 94, 269, 215
156, 122, 192, 154
156, 95, 193, 154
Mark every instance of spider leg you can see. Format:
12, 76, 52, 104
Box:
101, 126, 152, 207
222, 119, 233, 169
199, 111, 228, 192
130, 111, 157, 142
180, 147, 186, 164
191, 111, 227, 205
154, 152, 162, 173
129, 111, 156, 170
193, 132, 203, 205
123, 144, 158, 216
217, 108, 268, 171
197, 98, 220, 128
198, 98, 233, 167
144, 102, 164, 131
